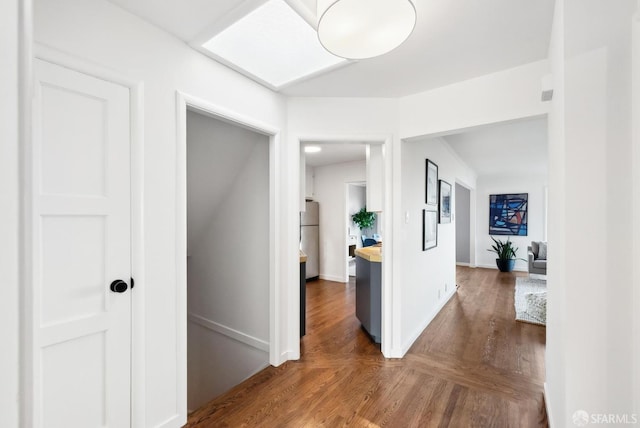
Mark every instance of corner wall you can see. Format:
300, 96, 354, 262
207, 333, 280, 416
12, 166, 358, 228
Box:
313, 160, 367, 282
546, 0, 638, 424
0, 0, 20, 426
186, 112, 270, 412
400, 138, 476, 353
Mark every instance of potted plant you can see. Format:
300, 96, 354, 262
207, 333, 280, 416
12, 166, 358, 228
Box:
488, 237, 522, 272
352, 207, 376, 233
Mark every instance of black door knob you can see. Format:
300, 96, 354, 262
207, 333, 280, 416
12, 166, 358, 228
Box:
110, 279, 128, 293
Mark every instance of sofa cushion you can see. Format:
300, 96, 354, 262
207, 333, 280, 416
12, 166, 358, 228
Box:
538, 242, 547, 260
531, 241, 539, 258
533, 260, 547, 269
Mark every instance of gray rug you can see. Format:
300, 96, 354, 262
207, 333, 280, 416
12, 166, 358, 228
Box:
514, 277, 547, 326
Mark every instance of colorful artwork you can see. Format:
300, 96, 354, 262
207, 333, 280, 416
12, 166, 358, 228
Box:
489, 193, 528, 236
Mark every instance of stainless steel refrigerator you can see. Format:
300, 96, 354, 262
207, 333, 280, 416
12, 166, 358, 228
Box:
300, 201, 319, 280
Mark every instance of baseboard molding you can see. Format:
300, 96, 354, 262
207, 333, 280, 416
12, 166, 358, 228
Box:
153, 413, 183, 428
456, 262, 471, 267
544, 382, 554, 427
401, 288, 457, 356
188, 313, 269, 352
319, 274, 347, 283
476, 263, 528, 273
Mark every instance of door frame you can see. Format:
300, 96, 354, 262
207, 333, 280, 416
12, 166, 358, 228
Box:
175, 91, 281, 419
23, 44, 146, 428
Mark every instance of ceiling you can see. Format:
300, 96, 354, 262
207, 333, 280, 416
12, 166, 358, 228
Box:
443, 117, 548, 177
107, 0, 555, 97
303, 143, 367, 167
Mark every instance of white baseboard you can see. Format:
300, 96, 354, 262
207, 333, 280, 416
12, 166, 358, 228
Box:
476, 263, 528, 272
188, 313, 269, 352
456, 262, 471, 267
544, 382, 554, 427
400, 288, 457, 356
153, 413, 183, 428
319, 274, 347, 283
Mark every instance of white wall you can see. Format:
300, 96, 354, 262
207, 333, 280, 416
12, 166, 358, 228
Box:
0, 0, 20, 426
348, 184, 368, 248
33, 0, 286, 426
547, 0, 638, 425
305, 165, 315, 199
400, 138, 476, 354
399, 60, 549, 139
186, 112, 269, 412
313, 160, 367, 282
455, 183, 471, 264
476, 174, 547, 271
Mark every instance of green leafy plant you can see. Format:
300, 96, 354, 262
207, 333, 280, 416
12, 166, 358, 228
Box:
488, 237, 522, 260
352, 207, 376, 231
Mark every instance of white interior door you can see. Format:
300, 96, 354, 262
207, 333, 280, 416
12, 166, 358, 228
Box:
32, 58, 132, 428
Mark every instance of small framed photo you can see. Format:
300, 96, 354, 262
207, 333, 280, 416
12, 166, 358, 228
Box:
423, 209, 438, 251
425, 159, 438, 206
439, 180, 452, 224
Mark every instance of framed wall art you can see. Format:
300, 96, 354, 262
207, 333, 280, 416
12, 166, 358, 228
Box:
439, 180, 452, 223
425, 159, 438, 206
423, 209, 438, 251
489, 193, 528, 236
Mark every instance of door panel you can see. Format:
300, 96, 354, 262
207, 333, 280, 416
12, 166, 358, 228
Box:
33, 59, 131, 428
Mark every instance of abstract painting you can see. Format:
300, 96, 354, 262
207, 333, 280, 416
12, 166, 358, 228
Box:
423, 209, 438, 250
489, 193, 528, 236
439, 180, 452, 223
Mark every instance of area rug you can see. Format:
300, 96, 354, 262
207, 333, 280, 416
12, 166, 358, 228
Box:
514, 277, 547, 326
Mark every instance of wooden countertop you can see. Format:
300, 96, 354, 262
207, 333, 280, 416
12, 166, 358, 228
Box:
355, 246, 382, 263
299, 250, 307, 263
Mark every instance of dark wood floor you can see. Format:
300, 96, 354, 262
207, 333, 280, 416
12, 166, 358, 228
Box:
186, 266, 547, 427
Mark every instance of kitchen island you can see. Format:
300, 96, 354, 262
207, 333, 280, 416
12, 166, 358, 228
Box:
354, 246, 382, 343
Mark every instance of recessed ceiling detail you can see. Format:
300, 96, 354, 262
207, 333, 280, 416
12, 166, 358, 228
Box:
202, 0, 348, 89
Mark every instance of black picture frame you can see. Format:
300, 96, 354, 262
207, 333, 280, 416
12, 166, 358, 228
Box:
422, 209, 438, 251
439, 180, 452, 224
425, 159, 438, 206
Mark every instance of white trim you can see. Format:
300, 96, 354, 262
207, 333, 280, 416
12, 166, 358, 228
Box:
188, 314, 270, 352
476, 263, 529, 272
175, 91, 283, 423
29, 45, 146, 428
544, 382, 554, 427
152, 414, 182, 428
401, 287, 457, 356
18, 0, 34, 426
455, 262, 472, 267
292, 134, 398, 358
319, 274, 347, 283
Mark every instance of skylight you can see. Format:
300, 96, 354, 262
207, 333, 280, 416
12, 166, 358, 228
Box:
201, 0, 348, 89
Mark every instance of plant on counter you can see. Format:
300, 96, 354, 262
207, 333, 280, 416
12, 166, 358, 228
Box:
352, 207, 376, 231
488, 237, 524, 272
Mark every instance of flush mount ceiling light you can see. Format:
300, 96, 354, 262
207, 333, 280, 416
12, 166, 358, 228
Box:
317, 0, 417, 60
305, 146, 322, 153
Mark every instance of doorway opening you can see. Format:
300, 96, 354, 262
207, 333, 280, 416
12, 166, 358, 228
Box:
185, 109, 271, 412
299, 141, 384, 351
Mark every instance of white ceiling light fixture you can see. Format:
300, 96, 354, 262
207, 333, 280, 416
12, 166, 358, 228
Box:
304, 146, 322, 153
317, 0, 417, 60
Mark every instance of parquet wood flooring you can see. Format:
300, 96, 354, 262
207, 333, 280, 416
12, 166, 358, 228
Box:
186, 266, 547, 427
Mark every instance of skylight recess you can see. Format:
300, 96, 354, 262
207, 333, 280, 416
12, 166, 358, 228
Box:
202, 0, 347, 89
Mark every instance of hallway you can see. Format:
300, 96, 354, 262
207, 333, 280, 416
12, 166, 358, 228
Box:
187, 267, 547, 427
